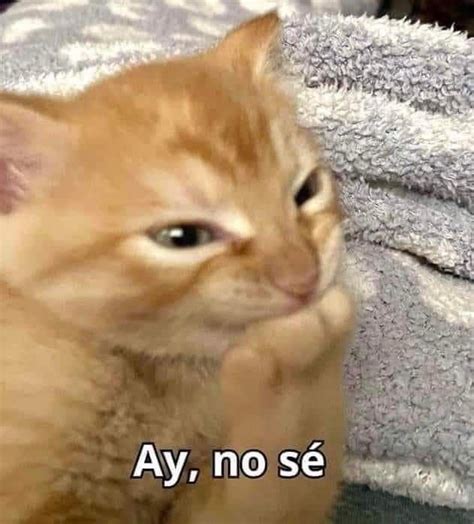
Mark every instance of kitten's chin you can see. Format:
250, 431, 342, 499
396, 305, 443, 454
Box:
99, 291, 330, 359
283, 293, 315, 314
102, 320, 245, 359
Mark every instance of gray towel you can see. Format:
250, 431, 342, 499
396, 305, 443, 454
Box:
284, 13, 473, 510
1, 0, 472, 511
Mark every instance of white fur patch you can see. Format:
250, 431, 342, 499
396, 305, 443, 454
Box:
317, 224, 343, 294
122, 235, 228, 268
122, 209, 254, 269
301, 168, 334, 216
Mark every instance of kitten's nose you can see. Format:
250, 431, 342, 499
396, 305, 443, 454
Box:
266, 246, 318, 301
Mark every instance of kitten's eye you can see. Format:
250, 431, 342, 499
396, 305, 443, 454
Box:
294, 169, 319, 207
149, 225, 215, 249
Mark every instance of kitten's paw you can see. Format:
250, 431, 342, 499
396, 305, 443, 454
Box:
317, 284, 356, 346
221, 345, 278, 417
239, 284, 355, 376
220, 284, 354, 446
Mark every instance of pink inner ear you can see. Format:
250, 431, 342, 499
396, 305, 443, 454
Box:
0, 100, 71, 215
0, 107, 37, 215
0, 158, 30, 214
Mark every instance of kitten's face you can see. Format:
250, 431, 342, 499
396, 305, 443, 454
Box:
0, 13, 344, 355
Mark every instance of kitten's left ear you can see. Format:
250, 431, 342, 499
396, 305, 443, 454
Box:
210, 11, 281, 80
0, 98, 74, 214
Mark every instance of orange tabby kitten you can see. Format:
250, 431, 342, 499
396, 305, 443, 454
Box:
0, 13, 354, 524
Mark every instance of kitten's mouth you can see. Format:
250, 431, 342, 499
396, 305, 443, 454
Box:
270, 288, 317, 317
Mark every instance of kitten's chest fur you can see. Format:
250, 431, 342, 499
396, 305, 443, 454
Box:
2, 283, 224, 523
56, 350, 223, 523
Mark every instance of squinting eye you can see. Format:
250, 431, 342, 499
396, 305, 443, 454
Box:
294, 169, 319, 207
149, 225, 215, 249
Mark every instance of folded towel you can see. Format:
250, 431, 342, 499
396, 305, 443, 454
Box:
286, 13, 473, 509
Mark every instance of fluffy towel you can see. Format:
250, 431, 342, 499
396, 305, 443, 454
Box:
1, 0, 472, 511
284, 13, 474, 510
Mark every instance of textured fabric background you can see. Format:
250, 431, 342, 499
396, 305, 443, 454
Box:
0, 0, 472, 512
333, 484, 473, 523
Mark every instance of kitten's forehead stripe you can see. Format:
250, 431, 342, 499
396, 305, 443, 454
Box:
64, 55, 334, 229
159, 103, 279, 185
170, 133, 237, 180
152, 65, 277, 179
69, 58, 316, 194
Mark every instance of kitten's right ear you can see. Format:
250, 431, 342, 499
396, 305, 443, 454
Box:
210, 11, 281, 81
0, 98, 74, 214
